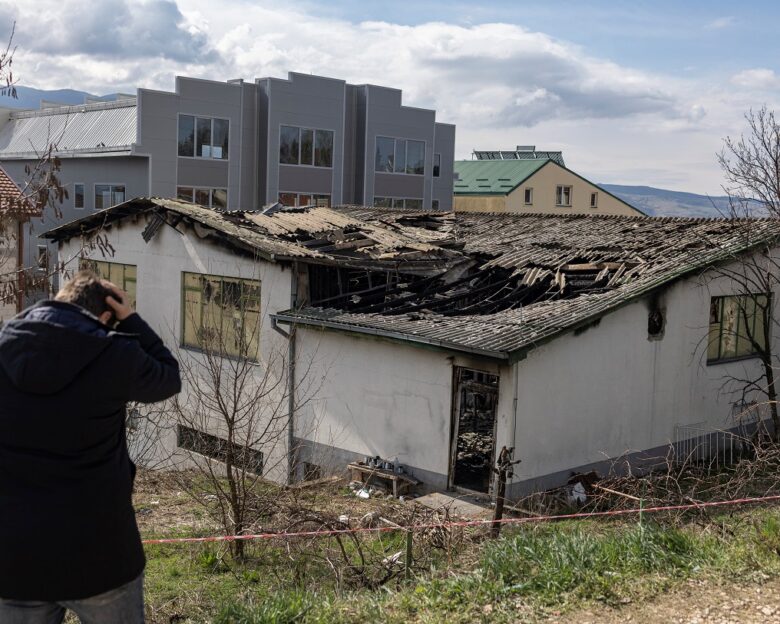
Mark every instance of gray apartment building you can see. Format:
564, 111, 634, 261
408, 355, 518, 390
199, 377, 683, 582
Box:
0, 72, 455, 283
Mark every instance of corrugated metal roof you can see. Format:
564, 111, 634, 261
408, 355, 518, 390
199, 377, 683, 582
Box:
453, 159, 549, 195
0, 100, 137, 158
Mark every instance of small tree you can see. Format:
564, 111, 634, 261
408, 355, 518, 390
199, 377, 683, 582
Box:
0, 21, 68, 313
165, 271, 320, 559
706, 107, 780, 437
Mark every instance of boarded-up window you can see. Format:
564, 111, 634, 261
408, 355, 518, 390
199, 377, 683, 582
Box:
708, 294, 769, 363
181, 272, 261, 359
81, 259, 137, 309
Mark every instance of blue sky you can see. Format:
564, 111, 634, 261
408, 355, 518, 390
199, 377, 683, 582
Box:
1, 0, 778, 194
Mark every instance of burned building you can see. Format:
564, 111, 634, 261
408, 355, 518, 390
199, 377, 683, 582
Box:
46, 199, 780, 496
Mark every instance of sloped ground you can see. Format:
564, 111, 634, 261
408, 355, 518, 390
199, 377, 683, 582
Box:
555, 577, 780, 624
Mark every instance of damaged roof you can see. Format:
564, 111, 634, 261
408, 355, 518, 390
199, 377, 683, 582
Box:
42, 197, 460, 273
43, 198, 780, 361
276, 207, 780, 360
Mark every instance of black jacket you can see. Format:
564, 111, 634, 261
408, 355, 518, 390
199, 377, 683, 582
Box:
0, 301, 181, 600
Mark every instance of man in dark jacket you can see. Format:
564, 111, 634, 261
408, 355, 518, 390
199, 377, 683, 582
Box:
0, 270, 181, 623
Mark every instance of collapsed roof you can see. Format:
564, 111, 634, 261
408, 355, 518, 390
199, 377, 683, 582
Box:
44, 198, 780, 361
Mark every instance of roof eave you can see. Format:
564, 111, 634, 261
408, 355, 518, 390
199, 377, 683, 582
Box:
272, 311, 509, 361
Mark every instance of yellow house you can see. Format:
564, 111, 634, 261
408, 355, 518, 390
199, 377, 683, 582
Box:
454, 155, 643, 216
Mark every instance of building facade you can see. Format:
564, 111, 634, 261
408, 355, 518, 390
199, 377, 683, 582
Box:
0, 73, 455, 294
454, 148, 642, 216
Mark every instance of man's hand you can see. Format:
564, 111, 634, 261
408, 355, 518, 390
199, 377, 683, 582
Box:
102, 280, 134, 322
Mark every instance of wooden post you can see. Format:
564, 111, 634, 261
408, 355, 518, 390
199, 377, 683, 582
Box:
405, 529, 413, 581
491, 446, 516, 539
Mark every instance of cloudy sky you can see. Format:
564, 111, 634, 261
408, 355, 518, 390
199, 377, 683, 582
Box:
1, 0, 778, 194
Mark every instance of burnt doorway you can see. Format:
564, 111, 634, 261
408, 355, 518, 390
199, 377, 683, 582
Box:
451, 367, 499, 493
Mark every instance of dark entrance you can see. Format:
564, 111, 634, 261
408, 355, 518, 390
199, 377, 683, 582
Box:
451, 367, 499, 493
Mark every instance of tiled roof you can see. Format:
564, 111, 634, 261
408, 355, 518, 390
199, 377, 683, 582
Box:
0, 100, 137, 158
453, 159, 548, 195
0, 165, 35, 217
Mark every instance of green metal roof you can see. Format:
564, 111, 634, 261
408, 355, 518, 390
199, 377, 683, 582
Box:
453, 159, 550, 195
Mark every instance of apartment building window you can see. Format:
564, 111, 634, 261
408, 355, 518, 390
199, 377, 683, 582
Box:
708, 294, 769, 364
555, 185, 572, 207
375, 137, 425, 175
432, 199, 440, 210
182, 272, 261, 359
178, 115, 229, 160
94, 184, 125, 210
433, 153, 441, 177
177, 186, 228, 210
278, 192, 330, 208
374, 197, 423, 209
178, 425, 264, 475
74, 184, 84, 209
279, 125, 334, 167
590, 192, 598, 208
524, 188, 533, 205
81, 259, 137, 309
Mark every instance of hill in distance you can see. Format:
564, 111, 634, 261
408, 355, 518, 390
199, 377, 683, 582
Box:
600, 184, 743, 218
0, 86, 132, 110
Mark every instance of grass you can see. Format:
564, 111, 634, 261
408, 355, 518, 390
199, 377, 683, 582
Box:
140, 508, 780, 623
134, 470, 780, 623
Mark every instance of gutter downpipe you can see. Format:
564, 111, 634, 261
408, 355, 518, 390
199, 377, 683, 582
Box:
271, 263, 298, 486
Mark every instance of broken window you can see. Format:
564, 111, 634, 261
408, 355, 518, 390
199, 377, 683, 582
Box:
81, 259, 137, 309
181, 272, 261, 359
303, 462, 322, 481
451, 367, 499, 494
708, 294, 769, 363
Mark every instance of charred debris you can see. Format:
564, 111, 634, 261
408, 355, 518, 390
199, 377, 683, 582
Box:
44, 198, 780, 337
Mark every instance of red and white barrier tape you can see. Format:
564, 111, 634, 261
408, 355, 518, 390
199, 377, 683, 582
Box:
142, 493, 780, 545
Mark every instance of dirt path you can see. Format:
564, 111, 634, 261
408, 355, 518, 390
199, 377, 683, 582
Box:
554, 577, 780, 624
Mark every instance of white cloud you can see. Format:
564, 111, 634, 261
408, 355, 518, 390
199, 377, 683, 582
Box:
0, 0, 774, 192
731, 68, 780, 90
704, 16, 735, 30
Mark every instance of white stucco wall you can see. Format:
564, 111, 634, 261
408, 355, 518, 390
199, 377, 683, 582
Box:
294, 328, 513, 487
58, 215, 293, 483
507, 263, 779, 490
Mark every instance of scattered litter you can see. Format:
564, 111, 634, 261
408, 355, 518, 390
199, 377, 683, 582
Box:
338, 514, 350, 525
382, 550, 404, 567
360, 511, 380, 528
355, 488, 371, 499
567, 482, 587, 505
